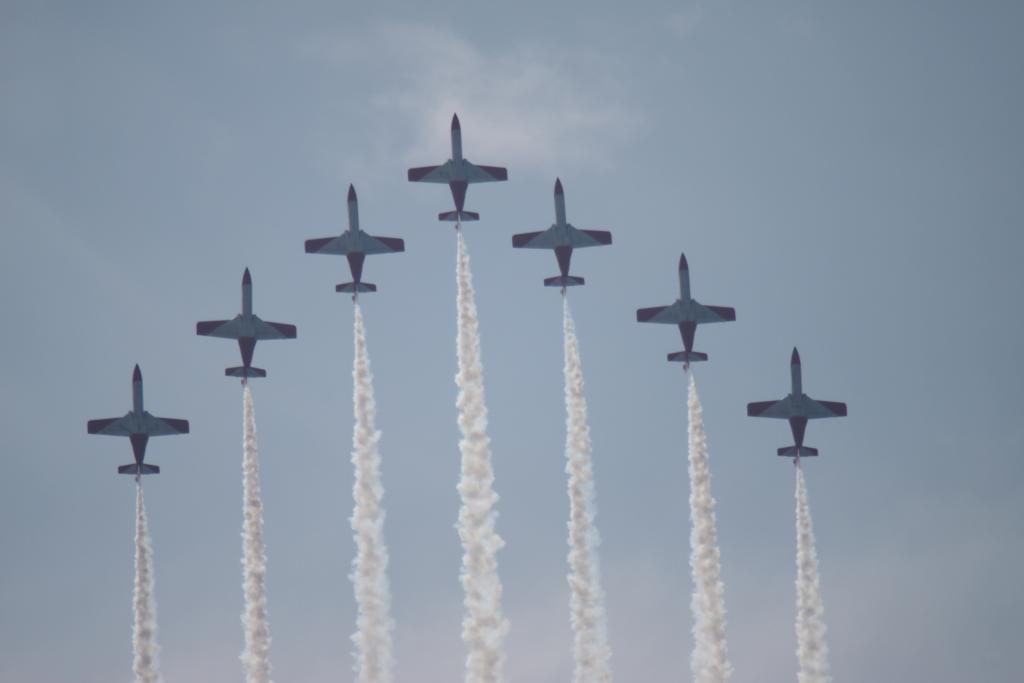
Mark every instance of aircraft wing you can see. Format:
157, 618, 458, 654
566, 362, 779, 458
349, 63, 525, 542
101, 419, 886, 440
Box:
511, 227, 609, 250
142, 413, 190, 436
306, 234, 404, 256
305, 236, 347, 255
407, 163, 453, 183
250, 317, 297, 341
87, 415, 132, 436
747, 397, 796, 419
803, 397, 848, 419
464, 162, 508, 183
692, 303, 736, 324
512, 228, 558, 249
574, 229, 612, 247
636, 304, 682, 324
361, 235, 406, 255
197, 318, 244, 339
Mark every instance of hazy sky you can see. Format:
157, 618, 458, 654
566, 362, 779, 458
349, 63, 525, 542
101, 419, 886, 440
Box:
2, 2, 1022, 681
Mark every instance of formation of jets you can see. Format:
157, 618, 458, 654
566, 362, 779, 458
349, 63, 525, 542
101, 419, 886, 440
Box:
87, 112, 847, 474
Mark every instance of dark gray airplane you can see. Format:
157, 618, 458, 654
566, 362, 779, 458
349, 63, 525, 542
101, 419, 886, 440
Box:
196, 268, 297, 380
407, 113, 508, 223
512, 178, 612, 291
747, 348, 848, 460
635, 253, 736, 367
87, 365, 189, 476
304, 184, 405, 298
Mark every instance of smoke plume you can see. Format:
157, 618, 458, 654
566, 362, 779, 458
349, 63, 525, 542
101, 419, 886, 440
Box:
454, 231, 509, 683
241, 385, 273, 683
132, 480, 161, 683
686, 375, 732, 683
795, 464, 831, 683
562, 296, 613, 683
349, 303, 395, 683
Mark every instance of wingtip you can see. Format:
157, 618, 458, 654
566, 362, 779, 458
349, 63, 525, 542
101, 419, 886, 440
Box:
679, 252, 688, 271
133, 365, 142, 382
347, 184, 356, 202
242, 267, 251, 285
554, 178, 563, 195
451, 113, 460, 130
791, 347, 801, 365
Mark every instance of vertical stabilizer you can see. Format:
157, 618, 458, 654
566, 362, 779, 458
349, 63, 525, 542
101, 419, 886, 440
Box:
554, 245, 573, 279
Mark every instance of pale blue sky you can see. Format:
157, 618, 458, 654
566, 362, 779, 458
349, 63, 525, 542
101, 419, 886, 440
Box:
1, 2, 1022, 681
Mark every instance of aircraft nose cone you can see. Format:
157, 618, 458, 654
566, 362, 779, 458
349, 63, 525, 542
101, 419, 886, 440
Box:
347, 184, 357, 202
451, 113, 461, 130
791, 347, 801, 365
678, 252, 689, 271
554, 178, 564, 195
133, 364, 142, 382
242, 267, 251, 285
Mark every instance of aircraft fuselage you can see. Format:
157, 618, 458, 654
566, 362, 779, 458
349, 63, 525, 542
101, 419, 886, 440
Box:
451, 123, 463, 161
132, 371, 144, 415
678, 261, 691, 302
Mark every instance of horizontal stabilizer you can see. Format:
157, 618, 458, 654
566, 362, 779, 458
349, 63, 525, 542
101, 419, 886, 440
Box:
667, 350, 708, 363
336, 282, 377, 293
439, 210, 479, 222
226, 366, 267, 378
544, 275, 585, 288
119, 463, 160, 475
777, 445, 818, 458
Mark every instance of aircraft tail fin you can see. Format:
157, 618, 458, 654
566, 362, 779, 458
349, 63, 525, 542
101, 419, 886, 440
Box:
667, 350, 709, 363
226, 366, 267, 379
336, 282, 377, 293
544, 275, 585, 288
439, 210, 479, 222
119, 463, 160, 475
777, 445, 818, 458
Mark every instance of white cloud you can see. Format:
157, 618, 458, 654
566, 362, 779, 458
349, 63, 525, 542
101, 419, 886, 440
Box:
300, 22, 639, 175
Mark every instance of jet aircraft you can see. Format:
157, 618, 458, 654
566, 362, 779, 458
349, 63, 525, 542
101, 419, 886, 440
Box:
407, 113, 508, 223
304, 184, 405, 298
512, 178, 612, 291
87, 365, 189, 476
635, 253, 736, 367
196, 268, 297, 380
747, 348, 847, 460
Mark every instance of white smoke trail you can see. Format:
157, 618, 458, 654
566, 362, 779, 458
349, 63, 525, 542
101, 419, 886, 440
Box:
241, 385, 273, 683
561, 296, 613, 683
349, 303, 395, 683
795, 464, 831, 683
454, 230, 509, 683
132, 480, 161, 683
686, 375, 732, 683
